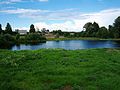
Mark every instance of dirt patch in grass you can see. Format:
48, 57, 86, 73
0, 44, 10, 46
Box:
60, 85, 72, 90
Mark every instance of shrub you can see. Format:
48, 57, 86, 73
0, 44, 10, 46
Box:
25, 33, 46, 43
0, 34, 15, 48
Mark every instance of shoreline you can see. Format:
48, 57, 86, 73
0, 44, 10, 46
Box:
47, 37, 120, 41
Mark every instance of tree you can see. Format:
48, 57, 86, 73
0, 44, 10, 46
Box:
93, 22, 99, 31
108, 25, 114, 38
25, 33, 46, 44
113, 16, 120, 38
29, 24, 35, 33
114, 16, 120, 28
96, 27, 109, 38
5, 23, 12, 34
83, 22, 93, 32
92, 22, 99, 36
0, 24, 2, 34
0, 34, 15, 48
83, 22, 100, 37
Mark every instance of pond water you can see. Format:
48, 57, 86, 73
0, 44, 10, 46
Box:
10, 40, 120, 50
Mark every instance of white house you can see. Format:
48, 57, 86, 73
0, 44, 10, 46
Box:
15, 29, 27, 35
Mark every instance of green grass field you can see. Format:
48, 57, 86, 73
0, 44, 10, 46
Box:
0, 48, 120, 90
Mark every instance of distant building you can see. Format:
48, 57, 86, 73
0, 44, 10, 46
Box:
70, 32, 75, 35
45, 33, 55, 39
15, 29, 27, 35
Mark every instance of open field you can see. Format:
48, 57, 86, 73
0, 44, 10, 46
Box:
0, 48, 120, 90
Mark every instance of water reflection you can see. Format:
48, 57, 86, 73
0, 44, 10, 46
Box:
10, 40, 120, 50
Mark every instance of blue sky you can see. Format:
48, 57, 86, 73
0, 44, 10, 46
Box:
0, 0, 120, 31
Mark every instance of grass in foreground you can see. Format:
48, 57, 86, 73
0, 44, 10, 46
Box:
0, 48, 120, 90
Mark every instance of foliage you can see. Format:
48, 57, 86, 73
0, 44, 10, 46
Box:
96, 27, 109, 38
113, 16, 120, 38
114, 16, 120, 28
0, 34, 15, 48
83, 22, 100, 37
82, 16, 120, 38
5, 23, 13, 34
25, 33, 46, 43
15, 34, 20, 40
52, 30, 63, 36
0, 24, 2, 34
0, 48, 120, 90
29, 24, 35, 33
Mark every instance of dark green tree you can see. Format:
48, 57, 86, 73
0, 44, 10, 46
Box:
83, 22, 93, 37
93, 22, 99, 32
113, 16, 120, 38
0, 24, 2, 34
29, 24, 35, 33
108, 25, 114, 38
83, 22, 93, 32
5, 23, 12, 34
114, 16, 120, 28
92, 22, 99, 36
96, 27, 109, 38
83, 22, 99, 37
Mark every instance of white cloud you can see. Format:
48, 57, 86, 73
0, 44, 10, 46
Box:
0, 0, 22, 4
34, 21, 76, 32
34, 8, 120, 32
0, 8, 120, 32
38, 0, 48, 2
0, 8, 47, 14
0, 0, 48, 4
0, 8, 79, 20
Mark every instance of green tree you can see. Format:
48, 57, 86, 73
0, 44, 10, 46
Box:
29, 24, 35, 33
93, 22, 99, 32
83, 22, 93, 37
83, 22, 99, 37
114, 16, 120, 28
83, 22, 93, 32
113, 16, 120, 38
0, 34, 15, 48
0, 24, 2, 34
93, 22, 99, 36
108, 25, 114, 38
25, 33, 46, 43
16, 34, 20, 40
5, 23, 12, 34
96, 27, 109, 38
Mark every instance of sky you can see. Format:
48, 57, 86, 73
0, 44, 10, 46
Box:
0, 0, 120, 32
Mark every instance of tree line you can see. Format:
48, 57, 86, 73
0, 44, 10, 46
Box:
1, 16, 120, 39
0, 23, 46, 48
51, 16, 120, 38
0, 16, 120, 48
81, 16, 120, 38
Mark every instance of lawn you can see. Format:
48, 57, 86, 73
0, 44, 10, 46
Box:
0, 48, 120, 90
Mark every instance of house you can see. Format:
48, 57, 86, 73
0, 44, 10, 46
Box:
70, 32, 75, 35
44, 33, 56, 39
15, 29, 27, 35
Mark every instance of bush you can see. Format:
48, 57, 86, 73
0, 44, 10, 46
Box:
0, 34, 15, 48
25, 33, 46, 43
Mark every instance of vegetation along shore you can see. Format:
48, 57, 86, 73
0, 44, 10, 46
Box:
0, 16, 120, 49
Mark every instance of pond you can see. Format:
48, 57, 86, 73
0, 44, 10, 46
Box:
10, 40, 120, 50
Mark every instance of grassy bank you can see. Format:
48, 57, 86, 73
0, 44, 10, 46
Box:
0, 48, 120, 90
47, 37, 120, 41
